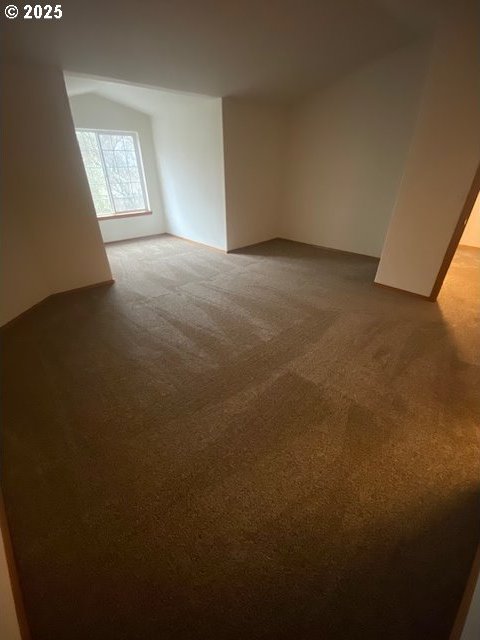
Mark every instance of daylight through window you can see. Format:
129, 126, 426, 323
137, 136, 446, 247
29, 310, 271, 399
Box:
76, 129, 149, 217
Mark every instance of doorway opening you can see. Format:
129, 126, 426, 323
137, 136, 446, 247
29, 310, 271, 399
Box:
430, 164, 480, 301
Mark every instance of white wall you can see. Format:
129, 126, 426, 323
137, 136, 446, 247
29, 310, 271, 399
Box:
65, 76, 227, 251
152, 94, 226, 250
375, 0, 480, 295
68, 93, 166, 243
222, 97, 290, 251
1, 177, 50, 325
1, 62, 112, 327
283, 41, 430, 258
460, 191, 480, 248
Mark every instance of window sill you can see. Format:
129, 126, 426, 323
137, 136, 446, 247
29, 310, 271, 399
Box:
97, 210, 152, 221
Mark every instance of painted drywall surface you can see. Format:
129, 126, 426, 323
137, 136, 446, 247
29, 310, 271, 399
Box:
0, 179, 50, 325
460, 191, 480, 248
1, 63, 51, 326
222, 97, 291, 251
68, 93, 166, 243
65, 76, 227, 251
283, 40, 430, 258
152, 95, 226, 250
1, 62, 112, 326
0, 526, 21, 640
375, 0, 480, 295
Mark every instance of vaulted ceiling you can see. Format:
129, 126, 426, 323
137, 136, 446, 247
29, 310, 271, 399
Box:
3, 0, 446, 99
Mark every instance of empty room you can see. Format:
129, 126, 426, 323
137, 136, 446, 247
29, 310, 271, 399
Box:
1, 2, 479, 640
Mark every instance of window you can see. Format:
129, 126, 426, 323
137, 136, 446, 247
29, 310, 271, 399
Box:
76, 129, 150, 218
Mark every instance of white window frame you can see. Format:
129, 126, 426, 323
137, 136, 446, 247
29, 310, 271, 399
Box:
76, 128, 151, 218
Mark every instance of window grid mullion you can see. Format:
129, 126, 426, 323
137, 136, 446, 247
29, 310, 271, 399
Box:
96, 132, 117, 214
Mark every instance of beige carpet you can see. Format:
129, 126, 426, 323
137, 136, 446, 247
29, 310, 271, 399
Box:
2, 236, 479, 640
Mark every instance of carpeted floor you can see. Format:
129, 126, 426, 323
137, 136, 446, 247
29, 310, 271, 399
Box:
2, 236, 479, 640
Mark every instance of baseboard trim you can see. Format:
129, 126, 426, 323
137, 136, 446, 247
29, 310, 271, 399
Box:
105, 233, 226, 253
459, 243, 480, 250
0, 489, 31, 640
50, 279, 115, 298
1, 280, 115, 330
276, 239, 433, 301
226, 236, 278, 253
373, 281, 433, 301
164, 233, 226, 253
104, 233, 165, 245
275, 237, 379, 260
0, 297, 51, 331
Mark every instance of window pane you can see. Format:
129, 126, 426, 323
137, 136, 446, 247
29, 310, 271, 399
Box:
98, 133, 147, 212
131, 183, 143, 196
132, 196, 144, 210
77, 130, 148, 215
76, 131, 114, 216
126, 152, 136, 167
99, 134, 113, 150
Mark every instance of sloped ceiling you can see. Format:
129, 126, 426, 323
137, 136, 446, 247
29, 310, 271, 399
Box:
3, 0, 447, 99
64, 76, 215, 118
